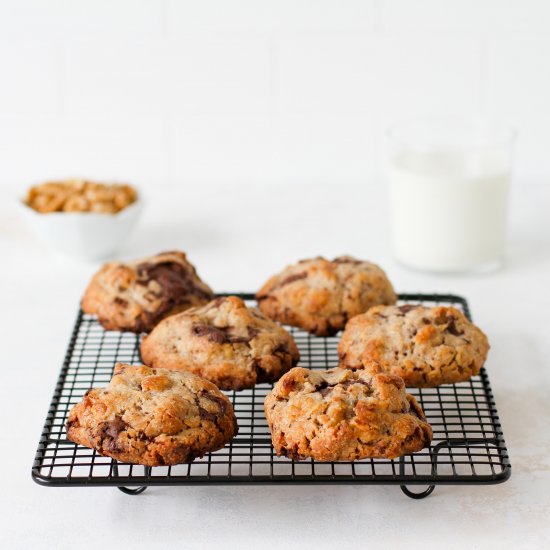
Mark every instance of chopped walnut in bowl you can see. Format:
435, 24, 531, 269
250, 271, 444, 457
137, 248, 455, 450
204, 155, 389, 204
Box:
25, 179, 138, 214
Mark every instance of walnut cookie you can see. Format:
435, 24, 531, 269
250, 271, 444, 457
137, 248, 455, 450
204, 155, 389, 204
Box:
82, 250, 214, 333
141, 296, 300, 391
66, 364, 238, 467
264, 364, 432, 461
338, 305, 490, 387
256, 256, 397, 337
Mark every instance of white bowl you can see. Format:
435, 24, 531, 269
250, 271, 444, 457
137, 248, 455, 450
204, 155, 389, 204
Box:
18, 198, 143, 261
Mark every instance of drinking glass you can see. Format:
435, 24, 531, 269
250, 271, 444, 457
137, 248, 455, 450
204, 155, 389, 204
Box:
387, 118, 516, 273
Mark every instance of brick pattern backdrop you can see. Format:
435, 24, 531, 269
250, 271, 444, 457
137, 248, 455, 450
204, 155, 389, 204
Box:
0, 0, 547, 190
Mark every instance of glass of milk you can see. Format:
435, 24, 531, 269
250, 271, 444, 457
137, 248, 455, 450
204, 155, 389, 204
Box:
388, 118, 516, 273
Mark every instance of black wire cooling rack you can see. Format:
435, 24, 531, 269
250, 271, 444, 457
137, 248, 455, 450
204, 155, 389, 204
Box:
32, 293, 511, 499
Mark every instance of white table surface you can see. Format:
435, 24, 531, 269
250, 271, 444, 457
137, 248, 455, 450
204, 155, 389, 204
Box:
1, 182, 549, 549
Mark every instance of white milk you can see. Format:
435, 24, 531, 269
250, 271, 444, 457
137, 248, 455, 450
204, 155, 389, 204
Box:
389, 150, 510, 272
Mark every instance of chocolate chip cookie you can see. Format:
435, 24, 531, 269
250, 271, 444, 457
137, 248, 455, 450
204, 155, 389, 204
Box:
256, 256, 397, 336
82, 250, 214, 333
338, 305, 490, 387
264, 364, 432, 461
66, 363, 237, 466
141, 296, 300, 391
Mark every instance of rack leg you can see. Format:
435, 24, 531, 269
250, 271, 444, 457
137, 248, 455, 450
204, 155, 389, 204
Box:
398, 455, 435, 499
398, 438, 500, 499
112, 463, 150, 496
400, 485, 435, 499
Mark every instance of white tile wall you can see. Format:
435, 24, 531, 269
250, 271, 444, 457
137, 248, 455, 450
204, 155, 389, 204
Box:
169, 113, 374, 185
167, 0, 375, 32
0, 0, 548, 190
0, 0, 163, 37
0, 114, 168, 186
379, 0, 550, 32
275, 35, 375, 114
375, 35, 482, 119
486, 34, 550, 182
0, 41, 60, 116
64, 40, 167, 116
167, 35, 272, 115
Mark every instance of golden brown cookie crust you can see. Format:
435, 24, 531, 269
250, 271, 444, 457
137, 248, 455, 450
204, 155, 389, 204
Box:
264, 365, 432, 461
256, 256, 397, 336
141, 296, 300, 391
81, 250, 214, 333
66, 364, 237, 466
338, 305, 490, 387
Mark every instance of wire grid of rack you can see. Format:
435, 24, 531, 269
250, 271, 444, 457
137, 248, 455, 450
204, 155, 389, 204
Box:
32, 293, 511, 498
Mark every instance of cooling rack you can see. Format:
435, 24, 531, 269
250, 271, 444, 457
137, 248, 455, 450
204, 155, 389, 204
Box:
32, 293, 511, 499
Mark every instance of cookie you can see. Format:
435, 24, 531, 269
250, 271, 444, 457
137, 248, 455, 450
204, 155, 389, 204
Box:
264, 364, 432, 461
66, 363, 237, 466
82, 250, 214, 333
256, 256, 396, 336
338, 304, 490, 387
141, 296, 300, 391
